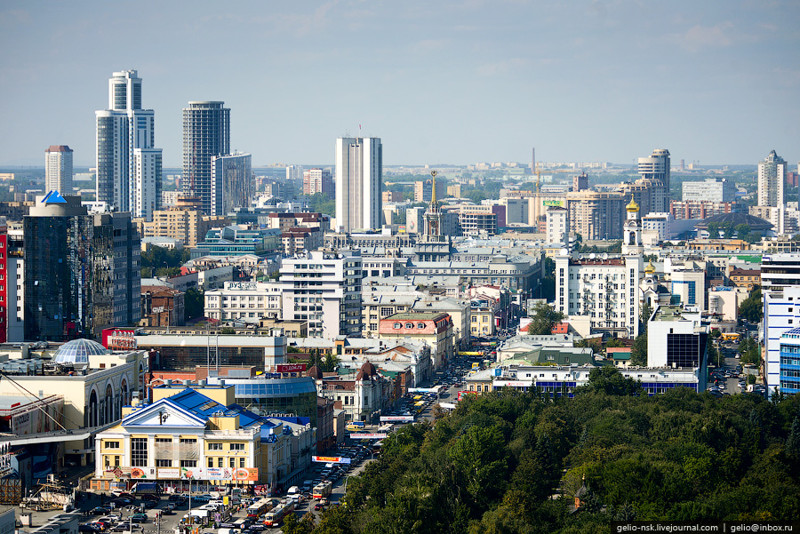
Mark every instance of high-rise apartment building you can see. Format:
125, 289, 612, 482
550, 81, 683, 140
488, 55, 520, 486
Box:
565, 190, 626, 240
414, 179, 445, 203
334, 137, 382, 232
638, 149, 670, 212
211, 153, 252, 216
182, 101, 230, 214
303, 168, 334, 197
23, 193, 140, 341
45, 145, 73, 193
545, 206, 569, 245
682, 178, 735, 203
95, 70, 162, 220
757, 150, 787, 234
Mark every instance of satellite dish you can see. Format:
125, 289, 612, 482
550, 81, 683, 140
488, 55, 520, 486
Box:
589, 253, 596, 259
602, 253, 608, 260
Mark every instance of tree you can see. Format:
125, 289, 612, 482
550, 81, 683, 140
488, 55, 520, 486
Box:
527, 302, 564, 335
184, 287, 205, 321
739, 286, 763, 323
320, 353, 339, 373
707, 341, 722, 367
539, 257, 556, 301
584, 366, 643, 396
631, 332, 647, 366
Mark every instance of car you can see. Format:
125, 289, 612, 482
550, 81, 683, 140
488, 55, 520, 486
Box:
90, 522, 110, 531
79, 525, 100, 533
91, 507, 112, 515
168, 495, 186, 502
130, 513, 148, 523
164, 502, 176, 511
314, 503, 324, 511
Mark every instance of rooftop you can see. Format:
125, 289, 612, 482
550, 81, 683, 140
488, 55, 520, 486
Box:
384, 311, 449, 321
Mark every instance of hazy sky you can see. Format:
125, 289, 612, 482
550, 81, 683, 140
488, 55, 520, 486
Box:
1, 0, 798, 167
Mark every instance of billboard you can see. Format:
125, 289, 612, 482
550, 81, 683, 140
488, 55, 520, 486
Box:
312, 456, 351, 464
232, 468, 259, 482
379, 415, 414, 423
542, 199, 565, 208
349, 433, 388, 440
276, 363, 307, 373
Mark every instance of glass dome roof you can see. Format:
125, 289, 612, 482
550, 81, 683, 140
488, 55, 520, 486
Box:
53, 338, 110, 365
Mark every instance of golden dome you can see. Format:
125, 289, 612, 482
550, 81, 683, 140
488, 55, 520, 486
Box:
645, 261, 655, 274
626, 196, 639, 212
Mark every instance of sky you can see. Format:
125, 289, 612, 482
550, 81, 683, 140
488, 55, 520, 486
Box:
1, 0, 799, 168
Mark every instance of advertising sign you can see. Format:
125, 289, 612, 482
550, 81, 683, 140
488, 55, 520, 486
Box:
542, 199, 565, 208
312, 456, 351, 464
232, 468, 259, 482
349, 433, 388, 440
157, 468, 181, 479
276, 363, 307, 373
206, 468, 233, 480
494, 380, 532, 388
379, 415, 415, 423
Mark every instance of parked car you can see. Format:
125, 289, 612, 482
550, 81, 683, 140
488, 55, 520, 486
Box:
79, 525, 100, 533
130, 513, 148, 523
91, 507, 112, 515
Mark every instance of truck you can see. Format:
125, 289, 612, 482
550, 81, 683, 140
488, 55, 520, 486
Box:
312, 481, 332, 500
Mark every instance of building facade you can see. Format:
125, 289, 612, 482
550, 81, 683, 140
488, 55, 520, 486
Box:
24, 193, 140, 340
182, 101, 231, 214
303, 168, 334, 197
334, 137, 382, 232
279, 250, 363, 339
682, 178, 735, 203
211, 153, 253, 216
566, 190, 625, 240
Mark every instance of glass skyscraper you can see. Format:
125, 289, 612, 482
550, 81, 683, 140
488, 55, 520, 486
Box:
182, 101, 231, 215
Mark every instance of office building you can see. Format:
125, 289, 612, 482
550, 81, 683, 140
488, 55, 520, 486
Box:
0, 223, 24, 343
765, 286, 800, 395
414, 179, 445, 203
96, 70, 162, 219
647, 306, 709, 369
682, 178, 735, 203
24, 193, 140, 341
334, 137, 382, 232
45, 145, 73, 194
183, 101, 231, 214
303, 168, 334, 197
279, 250, 362, 339
638, 148, 671, 212
138, 198, 229, 248
779, 327, 800, 395
670, 200, 738, 220
211, 153, 253, 216
761, 253, 800, 293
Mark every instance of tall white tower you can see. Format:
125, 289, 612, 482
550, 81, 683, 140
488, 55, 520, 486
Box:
96, 69, 162, 220
45, 145, 73, 193
622, 196, 643, 255
334, 137, 382, 232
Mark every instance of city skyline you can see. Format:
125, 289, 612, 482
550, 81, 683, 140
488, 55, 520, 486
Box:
1, 1, 799, 167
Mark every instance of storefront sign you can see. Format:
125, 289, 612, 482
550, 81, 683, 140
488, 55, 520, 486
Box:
349, 433, 388, 440
312, 456, 351, 464
276, 364, 306, 373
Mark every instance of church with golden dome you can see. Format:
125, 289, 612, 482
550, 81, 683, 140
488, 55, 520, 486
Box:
622, 195, 643, 255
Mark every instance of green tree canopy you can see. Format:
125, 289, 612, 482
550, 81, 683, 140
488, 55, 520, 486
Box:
527, 302, 565, 335
739, 286, 763, 323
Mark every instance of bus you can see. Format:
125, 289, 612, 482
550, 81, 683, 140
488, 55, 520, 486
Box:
263, 501, 295, 527
721, 332, 740, 342
345, 421, 365, 432
246, 498, 273, 519
312, 481, 332, 500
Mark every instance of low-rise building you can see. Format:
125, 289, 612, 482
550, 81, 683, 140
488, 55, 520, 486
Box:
379, 312, 454, 369
313, 362, 392, 423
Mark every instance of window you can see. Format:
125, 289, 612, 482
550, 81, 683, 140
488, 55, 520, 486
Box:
230, 443, 245, 451
239, 458, 245, 468
180, 460, 197, 468
207, 458, 214, 468
218, 457, 224, 467
105, 441, 120, 449
208, 442, 222, 450
131, 438, 148, 467
156, 459, 172, 467
155, 437, 172, 444
230, 458, 236, 468
179, 438, 197, 444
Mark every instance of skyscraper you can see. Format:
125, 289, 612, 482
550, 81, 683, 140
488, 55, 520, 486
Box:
758, 150, 786, 208
23, 192, 141, 341
183, 101, 230, 214
334, 137, 382, 232
95, 69, 162, 220
638, 148, 671, 212
211, 152, 252, 216
45, 145, 73, 193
